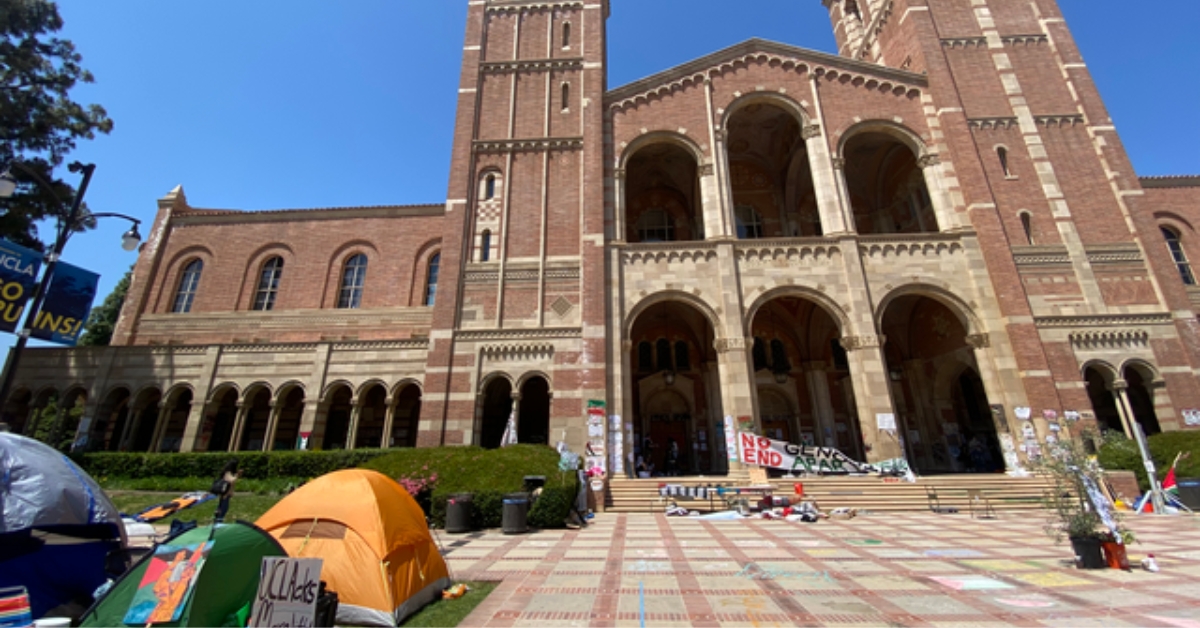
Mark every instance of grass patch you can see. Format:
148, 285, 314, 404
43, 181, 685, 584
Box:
99, 475, 304, 495
107, 491, 283, 525
400, 581, 499, 627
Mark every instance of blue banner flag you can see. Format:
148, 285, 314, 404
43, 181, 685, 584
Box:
32, 261, 100, 346
0, 239, 43, 334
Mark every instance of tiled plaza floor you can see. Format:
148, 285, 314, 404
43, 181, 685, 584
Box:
441, 511, 1200, 627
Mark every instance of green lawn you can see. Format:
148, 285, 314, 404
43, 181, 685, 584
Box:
107, 491, 283, 525
401, 581, 499, 627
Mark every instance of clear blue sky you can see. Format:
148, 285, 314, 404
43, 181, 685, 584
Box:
8, 0, 1198, 352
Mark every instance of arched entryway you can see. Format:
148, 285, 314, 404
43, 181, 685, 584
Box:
880, 294, 1002, 473
321, 385, 353, 450
354, 384, 387, 449
127, 388, 163, 452
624, 141, 703, 243
390, 384, 421, 448
154, 388, 193, 452
726, 101, 821, 237
629, 300, 718, 475
517, 376, 550, 445
271, 386, 305, 450
843, 129, 937, 235
749, 296, 864, 459
1123, 363, 1162, 437
236, 387, 271, 451
90, 388, 131, 451
205, 387, 239, 452
1084, 365, 1123, 435
478, 377, 513, 449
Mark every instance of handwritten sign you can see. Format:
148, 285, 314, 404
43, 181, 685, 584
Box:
736, 432, 909, 476
249, 557, 323, 628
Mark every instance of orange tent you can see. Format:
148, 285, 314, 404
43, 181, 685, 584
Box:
255, 470, 450, 626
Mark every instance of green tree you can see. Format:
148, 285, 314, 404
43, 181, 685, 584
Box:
30, 395, 84, 451
79, 265, 131, 346
1, 0, 113, 251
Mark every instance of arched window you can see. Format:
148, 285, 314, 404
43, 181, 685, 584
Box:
1019, 212, 1034, 245
561, 83, 570, 112
674, 341, 690, 372
997, 146, 1011, 177
253, 256, 283, 311
562, 22, 571, 48
172, 260, 203, 313
337, 254, 367, 309
637, 341, 653, 373
635, 209, 673, 242
480, 230, 491, 262
484, 174, 496, 200
424, 253, 440, 306
1162, 227, 1196, 285
735, 205, 763, 239
655, 338, 672, 372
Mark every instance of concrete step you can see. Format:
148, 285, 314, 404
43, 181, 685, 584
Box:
603, 473, 1055, 514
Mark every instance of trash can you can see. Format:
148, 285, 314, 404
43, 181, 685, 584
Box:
502, 492, 530, 534
1177, 478, 1200, 510
445, 493, 473, 533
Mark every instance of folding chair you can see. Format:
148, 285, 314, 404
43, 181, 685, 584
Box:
926, 486, 957, 514
967, 488, 996, 519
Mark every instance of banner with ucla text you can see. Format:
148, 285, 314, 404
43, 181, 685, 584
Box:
0, 239, 43, 334
32, 261, 99, 345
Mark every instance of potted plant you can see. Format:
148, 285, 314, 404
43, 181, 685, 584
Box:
1034, 432, 1132, 570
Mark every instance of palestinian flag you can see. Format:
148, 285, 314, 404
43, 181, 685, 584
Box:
1163, 465, 1180, 501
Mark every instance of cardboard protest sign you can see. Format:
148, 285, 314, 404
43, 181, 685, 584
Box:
249, 557, 323, 627
124, 541, 213, 625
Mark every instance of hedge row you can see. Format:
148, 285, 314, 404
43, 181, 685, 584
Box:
362, 444, 579, 529
74, 449, 390, 481
1098, 430, 1200, 491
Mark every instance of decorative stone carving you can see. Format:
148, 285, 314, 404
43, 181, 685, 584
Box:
481, 343, 554, 361
801, 124, 822, 140
964, 333, 991, 349
714, 337, 749, 353
698, 163, 715, 177
1069, 330, 1149, 350
967, 117, 1019, 131
830, 157, 846, 170
838, 335, 885, 351
916, 154, 940, 169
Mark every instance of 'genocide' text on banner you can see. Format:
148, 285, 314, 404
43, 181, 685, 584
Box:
738, 432, 910, 476
0, 239, 43, 334
32, 261, 99, 346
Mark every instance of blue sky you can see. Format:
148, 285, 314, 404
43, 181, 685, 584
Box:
7, 0, 1198, 352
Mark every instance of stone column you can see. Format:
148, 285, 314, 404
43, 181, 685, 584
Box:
262, 400, 282, 452
917, 153, 958, 232
803, 123, 849, 235
180, 398, 210, 453
613, 168, 626, 241
803, 361, 836, 446
149, 403, 173, 452
510, 391, 522, 442
346, 399, 363, 450
228, 400, 250, 452
299, 400, 323, 450
382, 396, 397, 448
698, 162, 722, 240
830, 158, 857, 234
840, 335, 903, 462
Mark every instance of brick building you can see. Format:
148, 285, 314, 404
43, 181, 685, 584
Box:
6, 0, 1199, 476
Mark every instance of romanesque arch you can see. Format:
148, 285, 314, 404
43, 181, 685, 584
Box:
839, 121, 937, 235
1082, 361, 1123, 435
517, 374, 551, 445
477, 375, 514, 449
725, 99, 820, 237
321, 383, 354, 450
235, 385, 272, 451
391, 382, 422, 448
623, 136, 703, 243
271, 385, 306, 450
206, 386, 239, 452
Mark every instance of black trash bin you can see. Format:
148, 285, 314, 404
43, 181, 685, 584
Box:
445, 493, 474, 533
503, 492, 530, 534
1177, 478, 1200, 510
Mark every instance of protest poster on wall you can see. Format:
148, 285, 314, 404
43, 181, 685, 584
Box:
586, 400, 606, 474
608, 414, 624, 474
737, 432, 909, 476
723, 416, 738, 462
0, 239, 41, 334
249, 557, 323, 627
31, 260, 99, 345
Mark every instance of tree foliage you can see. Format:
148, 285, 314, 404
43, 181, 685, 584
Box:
1, 0, 113, 251
79, 265, 131, 346
29, 395, 83, 452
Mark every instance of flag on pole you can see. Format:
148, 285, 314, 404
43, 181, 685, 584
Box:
1163, 465, 1179, 501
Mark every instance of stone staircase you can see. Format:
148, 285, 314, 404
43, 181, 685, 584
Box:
604, 473, 1056, 514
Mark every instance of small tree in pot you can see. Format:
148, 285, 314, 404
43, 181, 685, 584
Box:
1034, 431, 1133, 569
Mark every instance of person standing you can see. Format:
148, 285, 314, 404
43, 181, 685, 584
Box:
210, 459, 240, 523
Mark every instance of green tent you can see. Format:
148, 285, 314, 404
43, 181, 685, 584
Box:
79, 522, 285, 627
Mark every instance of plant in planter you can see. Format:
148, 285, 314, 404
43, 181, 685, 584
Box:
1033, 431, 1133, 570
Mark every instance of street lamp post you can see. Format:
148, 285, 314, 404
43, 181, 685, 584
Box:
0, 161, 141, 441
